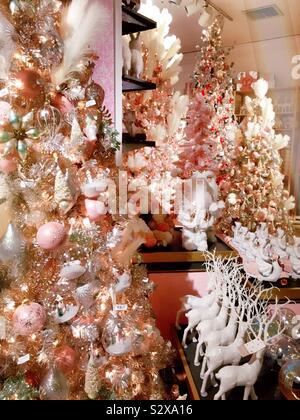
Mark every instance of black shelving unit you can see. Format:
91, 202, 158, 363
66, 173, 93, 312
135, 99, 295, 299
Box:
122, 133, 155, 152
122, 75, 156, 93
122, 5, 157, 151
122, 5, 156, 36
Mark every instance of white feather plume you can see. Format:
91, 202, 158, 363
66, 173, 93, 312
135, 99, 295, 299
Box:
52, 0, 108, 86
0, 12, 15, 80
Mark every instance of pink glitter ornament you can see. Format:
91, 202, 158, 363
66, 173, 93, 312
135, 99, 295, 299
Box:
12, 303, 46, 336
37, 222, 66, 250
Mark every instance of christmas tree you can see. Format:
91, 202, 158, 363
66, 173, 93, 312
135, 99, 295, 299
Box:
0, 0, 172, 400
187, 15, 236, 178
218, 79, 295, 239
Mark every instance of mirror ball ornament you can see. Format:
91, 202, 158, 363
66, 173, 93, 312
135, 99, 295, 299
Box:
40, 367, 70, 400
36, 222, 66, 250
14, 70, 44, 100
279, 360, 300, 400
12, 303, 46, 336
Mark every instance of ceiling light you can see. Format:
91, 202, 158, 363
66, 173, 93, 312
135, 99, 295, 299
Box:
185, 0, 202, 17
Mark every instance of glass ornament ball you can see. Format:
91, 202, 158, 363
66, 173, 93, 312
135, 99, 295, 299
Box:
279, 360, 300, 400
13, 70, 44, 100
37, 105, 61, 136
39, 367, 70, 400
267, 334, 300, 367
36, 222, 66, 251
275, 307, 296, 332
102, 314, 134, 356
12, 303, 46, 336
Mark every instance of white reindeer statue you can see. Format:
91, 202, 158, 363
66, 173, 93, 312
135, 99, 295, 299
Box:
181, 256, 235, 347
214, 297, 285, 400
200, 283, 267, 397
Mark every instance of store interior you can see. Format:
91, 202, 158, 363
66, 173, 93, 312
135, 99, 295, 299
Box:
0, 0, 299, 402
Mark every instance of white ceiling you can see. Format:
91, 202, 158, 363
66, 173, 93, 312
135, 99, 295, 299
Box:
147, 0, 300, 53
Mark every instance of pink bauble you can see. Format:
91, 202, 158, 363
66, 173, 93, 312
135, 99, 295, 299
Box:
13, 303, 46, 336
85, 199, 106, 222
37, 222, 66, 250
0, 158, 18, 174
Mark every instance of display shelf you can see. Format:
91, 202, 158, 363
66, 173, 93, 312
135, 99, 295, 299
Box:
217, 233, 300, 302
173, 325, 286, 401
122, 5, 156, 36
140, 230, 239, 272
122, 133, 155, 152
122, 75, 156, 92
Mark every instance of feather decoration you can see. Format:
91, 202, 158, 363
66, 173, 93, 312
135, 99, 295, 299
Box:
0, 12, 15, 80
52, 0, 108, 86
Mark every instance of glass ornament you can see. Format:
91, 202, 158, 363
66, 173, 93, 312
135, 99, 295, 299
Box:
267, 334, 300, 367
102, 313, 133, 356
71, 316, 99, 342
12, 302, 46, 336
39, 367, 70, 400
279, 360, 300, 400
37, 105, 61, 137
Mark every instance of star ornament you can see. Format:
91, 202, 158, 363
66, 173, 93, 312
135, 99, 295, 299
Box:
0, 111, 40, 160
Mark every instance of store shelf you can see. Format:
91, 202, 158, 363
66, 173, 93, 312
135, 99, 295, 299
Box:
122, 75, 156, 92
217, 234, 300, 302
122, 5, 156, 36
122, 133, 155, 151
140, 230, 239, 272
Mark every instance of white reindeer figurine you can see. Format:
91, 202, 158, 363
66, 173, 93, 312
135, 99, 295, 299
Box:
214, 298, 285, 400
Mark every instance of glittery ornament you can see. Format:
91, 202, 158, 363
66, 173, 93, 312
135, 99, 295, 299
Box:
54, 166, 79, 214
0, 223, 23, 262
84, 352, 101, 400
12, 303, 46, 336
279, 360, 300, 400
37, 105, 61, 137
54, 346, 78, 375
36, 222, 66, 250
40, 367, 70, 400
102, 313, 133, 356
